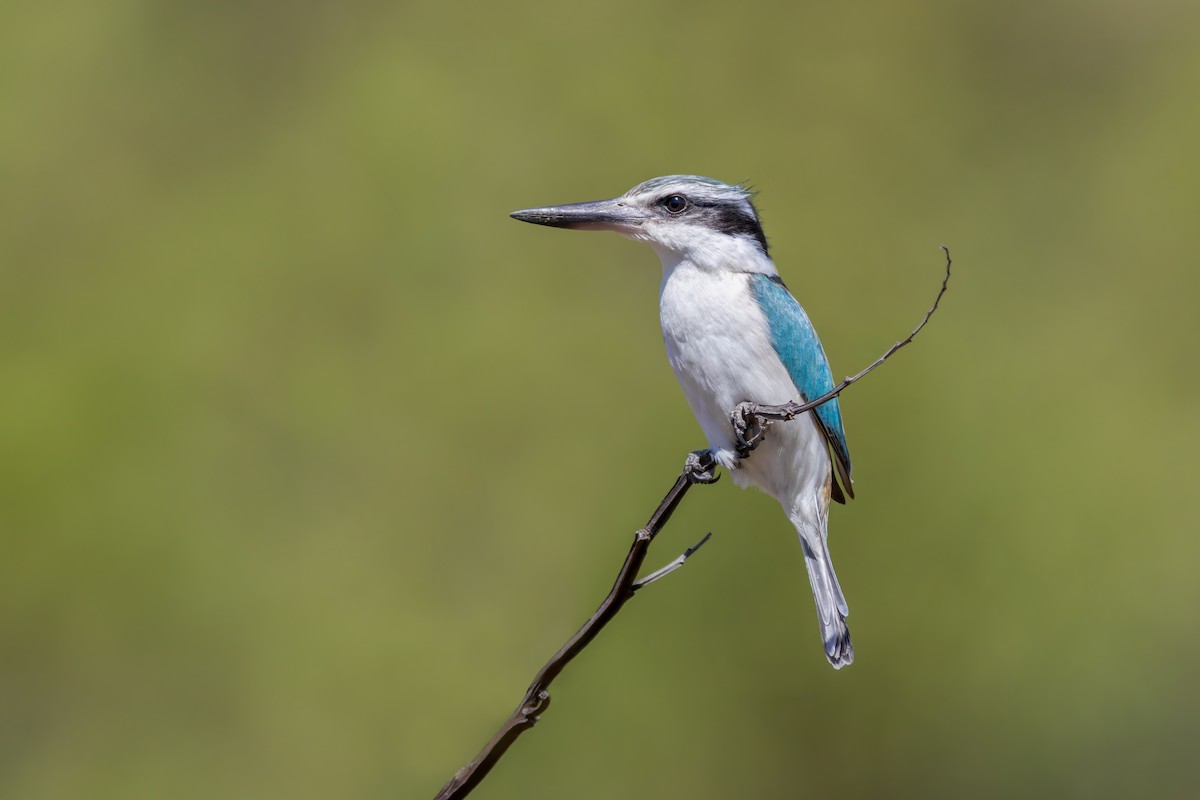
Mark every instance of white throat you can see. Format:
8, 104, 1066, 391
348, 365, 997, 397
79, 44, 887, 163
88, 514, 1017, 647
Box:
645, 228, 778, 278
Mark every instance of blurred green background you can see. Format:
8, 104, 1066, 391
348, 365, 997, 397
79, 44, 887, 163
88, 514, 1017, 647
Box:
3, 1, 1199, 798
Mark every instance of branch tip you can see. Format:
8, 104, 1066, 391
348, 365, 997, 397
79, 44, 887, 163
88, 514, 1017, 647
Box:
633, 531, 715, 591
684, 531, 713, 558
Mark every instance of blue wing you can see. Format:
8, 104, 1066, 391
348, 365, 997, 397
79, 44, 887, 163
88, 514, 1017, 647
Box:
749, 273, 854, 502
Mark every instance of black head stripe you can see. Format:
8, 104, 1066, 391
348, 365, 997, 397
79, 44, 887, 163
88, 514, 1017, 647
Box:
693, 201, 769, 255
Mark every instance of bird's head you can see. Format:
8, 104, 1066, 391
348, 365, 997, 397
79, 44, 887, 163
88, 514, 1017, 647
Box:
511, 175, 770, 270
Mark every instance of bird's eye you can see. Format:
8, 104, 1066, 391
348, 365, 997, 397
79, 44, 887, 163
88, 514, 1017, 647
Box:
663, 195, 688, 214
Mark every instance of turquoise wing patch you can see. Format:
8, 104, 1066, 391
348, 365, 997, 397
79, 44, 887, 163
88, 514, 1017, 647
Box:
748, 274, 854, 500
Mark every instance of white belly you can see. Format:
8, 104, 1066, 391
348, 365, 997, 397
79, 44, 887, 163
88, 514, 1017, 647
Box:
658, 263, 830, 509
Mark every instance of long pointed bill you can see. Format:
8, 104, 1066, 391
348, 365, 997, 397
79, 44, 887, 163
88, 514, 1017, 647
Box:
510, 197, 649, 233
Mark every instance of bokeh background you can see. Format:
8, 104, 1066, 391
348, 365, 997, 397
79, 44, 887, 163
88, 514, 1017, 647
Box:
4, 1, 1199, 798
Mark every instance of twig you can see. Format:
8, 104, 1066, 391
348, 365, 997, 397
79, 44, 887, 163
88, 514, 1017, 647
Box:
432, 247, 952, 799
433, 469, 710, 800
634, 531, 713, 590
804, 245, 951, 413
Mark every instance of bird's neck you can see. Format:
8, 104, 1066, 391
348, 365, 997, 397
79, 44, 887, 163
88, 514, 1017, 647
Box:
652, 237, 779, 284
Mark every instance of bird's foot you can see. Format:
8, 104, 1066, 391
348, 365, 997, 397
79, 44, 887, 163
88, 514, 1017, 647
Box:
683, 450, 720, 484
731, 401, 803, 458
731, 402, 770, 459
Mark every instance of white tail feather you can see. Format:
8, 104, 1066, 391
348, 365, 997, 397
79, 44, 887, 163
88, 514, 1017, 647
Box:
792, 516, 853, 669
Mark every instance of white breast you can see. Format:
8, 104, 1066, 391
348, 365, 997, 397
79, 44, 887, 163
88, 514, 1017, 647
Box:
658, 260, 830, 507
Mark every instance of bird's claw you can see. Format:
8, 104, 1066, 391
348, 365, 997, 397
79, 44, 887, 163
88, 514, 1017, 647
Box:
732, 402, 768, 459
684, 450, 720, 484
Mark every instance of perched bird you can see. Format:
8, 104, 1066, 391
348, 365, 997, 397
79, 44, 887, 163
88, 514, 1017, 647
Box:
511, 176, 855, 668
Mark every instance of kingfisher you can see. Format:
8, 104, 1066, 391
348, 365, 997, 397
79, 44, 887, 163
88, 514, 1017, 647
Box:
511, 176, 855, 668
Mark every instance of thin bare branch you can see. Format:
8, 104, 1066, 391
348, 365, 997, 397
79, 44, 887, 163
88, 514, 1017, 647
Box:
808, 244, 951, 412
433, 467, 710, 800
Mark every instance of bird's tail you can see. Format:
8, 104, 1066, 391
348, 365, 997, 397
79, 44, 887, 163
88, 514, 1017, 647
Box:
790, 512, 853, 669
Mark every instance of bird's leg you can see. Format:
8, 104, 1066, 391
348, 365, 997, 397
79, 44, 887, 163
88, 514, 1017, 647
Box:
683, 450, 720, 484
731, 401, 803, 459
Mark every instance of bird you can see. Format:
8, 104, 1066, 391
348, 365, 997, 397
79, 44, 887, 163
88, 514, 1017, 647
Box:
510, 176, 855, 669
